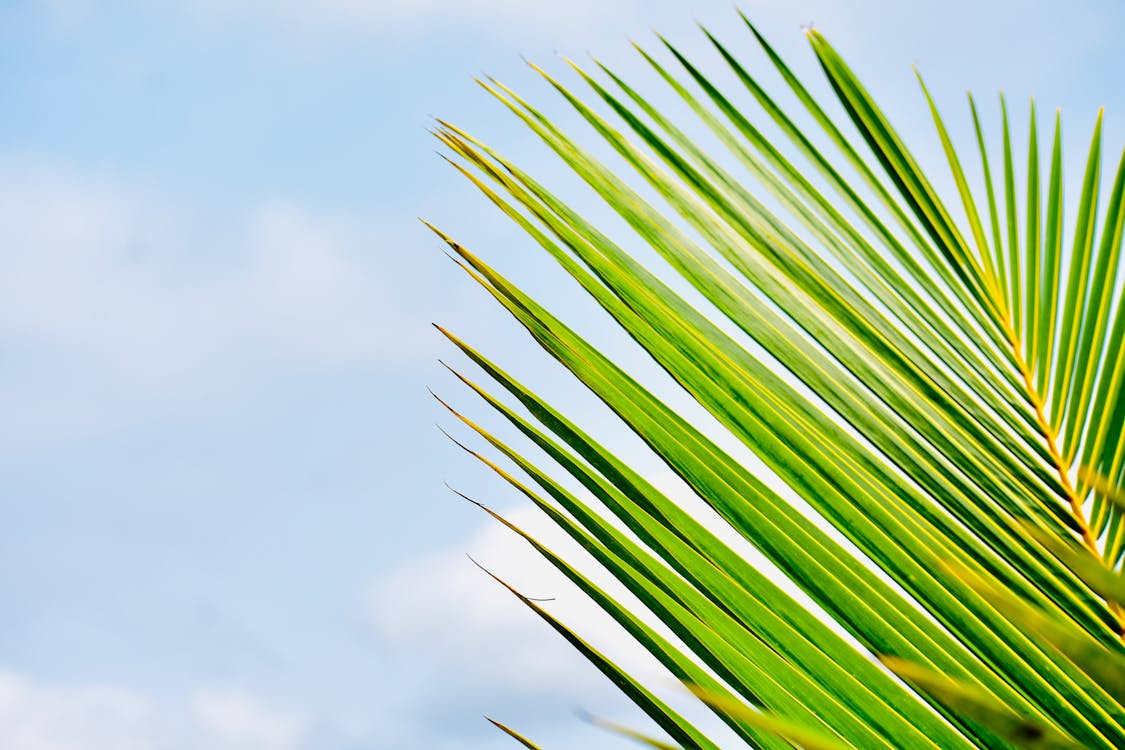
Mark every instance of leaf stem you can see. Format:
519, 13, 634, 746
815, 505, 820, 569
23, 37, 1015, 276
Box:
1011, 333, 1098, 552
1010, 330, 1125, 634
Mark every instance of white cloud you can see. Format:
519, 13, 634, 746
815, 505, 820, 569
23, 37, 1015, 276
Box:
0, 672, 151, 750
193, 691, 309, 750
0, 156, 435, 449
0, 672, 306, 750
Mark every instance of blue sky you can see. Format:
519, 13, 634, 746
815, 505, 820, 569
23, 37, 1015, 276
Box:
1, 1, 1123, 748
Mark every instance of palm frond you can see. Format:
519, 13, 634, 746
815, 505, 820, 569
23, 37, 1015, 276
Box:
428, 13, 1125, 748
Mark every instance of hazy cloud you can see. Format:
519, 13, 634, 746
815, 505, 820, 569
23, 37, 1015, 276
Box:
0, 672, 307, 750
192, 691, 309, 750
0, 156, 435, 449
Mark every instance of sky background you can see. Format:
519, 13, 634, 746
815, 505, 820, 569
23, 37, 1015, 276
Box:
2, 1, 1124, 748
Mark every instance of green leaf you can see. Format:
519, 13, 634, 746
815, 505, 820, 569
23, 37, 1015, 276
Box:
428, 13, 1125, 748
1051, 110, 1104, 430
